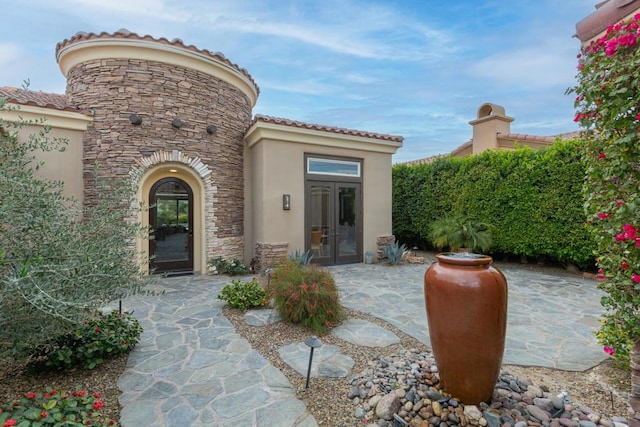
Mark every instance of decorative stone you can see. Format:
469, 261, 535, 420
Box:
376, 393, 401, 421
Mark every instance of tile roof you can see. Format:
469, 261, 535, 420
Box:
251, 114, 404, 143
399, 130, 584, 166
575, 0, 640, 42
0, 86, 82, 112
56, 29, 259, 96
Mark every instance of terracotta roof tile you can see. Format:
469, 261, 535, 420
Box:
56, 29, 259, 96
0, 86, 84, 113
500, 131, 582, 142
251, 114, 404, 143
576, 0, 640, 42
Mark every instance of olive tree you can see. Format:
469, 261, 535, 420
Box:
0, 92, 148, 359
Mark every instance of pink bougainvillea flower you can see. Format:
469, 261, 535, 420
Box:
597, 212, 610, 219
615, 200, 624, 206
604, 346, 616, 356
632, 274, 640, 283
597, 269, 605, 280
598, 152, 606, 159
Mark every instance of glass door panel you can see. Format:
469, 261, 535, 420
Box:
150, 178, 193, 273
337, 185, 358, 259
309, 185, 332, 261
307, 181, 361, 265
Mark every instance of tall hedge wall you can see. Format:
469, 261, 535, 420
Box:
392, 140, 595, 269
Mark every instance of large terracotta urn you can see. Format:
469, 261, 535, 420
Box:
424, 253, 508, 404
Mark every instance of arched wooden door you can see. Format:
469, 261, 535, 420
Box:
149, 177, 194, 274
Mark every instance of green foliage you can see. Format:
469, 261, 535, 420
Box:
595, 314, 633, 369
0, 387, 118, 426
0, 88, 148, 361
268, 260, 345, 334
207, 257, 251, 275
392, 140, 595, 269
27, 311, 143, 372
217, 278, 267, 311
429, 216, 492, 253
381, 241, 407, 265
569, 15, 640, 366
288, 249, 314, 265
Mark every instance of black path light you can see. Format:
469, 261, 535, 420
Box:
304, 335, 323, 389
114, 289, 125, 315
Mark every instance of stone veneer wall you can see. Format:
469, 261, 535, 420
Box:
64, 57, 252, 261
254, 242, 289, 272
376, 235, 396, 261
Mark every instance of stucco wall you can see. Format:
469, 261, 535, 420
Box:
246, 138, 394, 261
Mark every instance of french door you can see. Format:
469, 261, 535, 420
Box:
306, 181, 362, 265
149, 177, 194, 274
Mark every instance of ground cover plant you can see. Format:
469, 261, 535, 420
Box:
207, 256, 251, 275
217, 278, 267, 311
570, 12, 640, 424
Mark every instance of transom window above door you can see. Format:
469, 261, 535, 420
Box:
307, 157, 361, 177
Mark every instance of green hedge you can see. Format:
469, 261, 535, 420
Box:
392, 140, 595, 269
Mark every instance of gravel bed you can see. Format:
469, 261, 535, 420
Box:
224, 306, 632, 426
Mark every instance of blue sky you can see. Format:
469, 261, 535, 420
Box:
1, 0, 596, 163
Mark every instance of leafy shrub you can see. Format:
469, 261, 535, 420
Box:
208, 257, 251, 275
288, 249, 314, 265
382, 241, 407, 265
0, 93, 148, 361
392, 141, 595, 269
595, 314, 633, 370
268, 260, 345, 334
0, 387, 118, 426
27, 311, 143, 372
217, 278, 267, 311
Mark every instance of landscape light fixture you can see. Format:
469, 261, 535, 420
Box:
283, 194, 291, 210
304, 335, 322, 389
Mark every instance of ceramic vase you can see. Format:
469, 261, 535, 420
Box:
423, 252, 508, 404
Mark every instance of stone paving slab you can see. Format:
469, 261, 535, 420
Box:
119, 275, 317, 427
278, 342, 355, 378
330, 260, 606, 371
332, 318, 400, 347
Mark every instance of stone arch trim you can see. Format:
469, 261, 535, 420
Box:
130, 149, 212, 181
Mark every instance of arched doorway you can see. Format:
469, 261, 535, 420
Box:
149, 177, 194, 274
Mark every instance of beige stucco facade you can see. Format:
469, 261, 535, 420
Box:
0, 29, 402, 274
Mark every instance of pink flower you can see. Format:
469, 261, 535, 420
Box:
597, 212, 610, 219
597, 269, 605, 280
636, 112, 640, 121
616, 200, 624, 206
598, 153, 606, 159
632, 274, 640, 283
604, 346, 616, 356
622, 260, 630, 270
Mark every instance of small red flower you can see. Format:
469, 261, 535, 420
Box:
2, 420, 17, 427
27, 392, 36, 399
622, 260, 630, 270
40, 411, 48, 419
604, 346, 616, 356
632, 274, 640, 283
597, 269, 605, 280
598, 152, 606, 159
94, 392, 101, 399
93, 401, 104, 410
597, 212, 610, 219
95, 327, 101, 333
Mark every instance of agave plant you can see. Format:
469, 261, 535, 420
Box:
429, 216, 492, 253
